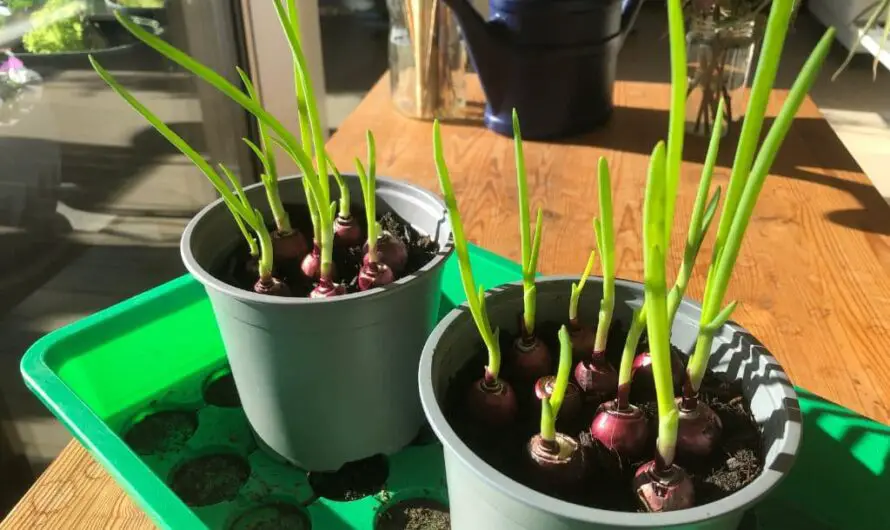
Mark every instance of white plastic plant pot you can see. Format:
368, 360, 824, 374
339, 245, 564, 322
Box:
182, 174, 453, 472
419, 277, 801, 530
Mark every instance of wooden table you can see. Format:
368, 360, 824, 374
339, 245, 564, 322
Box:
4, 74, 890, 528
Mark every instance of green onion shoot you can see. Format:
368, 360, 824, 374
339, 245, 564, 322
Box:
526, 326, 587, 490
90, 56, 288, 295
631, 141, 694, 512
235, 67, 308, 261
328, 154, 363, 247
567, 250, 597, 355
108, 7, 345, 297
685, 21, 837, 408
434, 120, 517, 426
357, 131, 395, 289
573, 158, 618, 400
509, 109, 551, 384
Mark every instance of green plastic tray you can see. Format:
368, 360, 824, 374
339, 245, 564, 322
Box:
21, 245, 890, 529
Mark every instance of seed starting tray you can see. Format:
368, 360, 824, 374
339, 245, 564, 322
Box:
22, 245, 889, 529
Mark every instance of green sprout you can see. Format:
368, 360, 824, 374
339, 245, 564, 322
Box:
540, 326, 573, 443
617, 306, 644, 409
686, 17, 838, 397
666, 99, 725, 326
328, 154, 351, 220
613, 101, 723, 378
568, 250, 596, 323
642, 141, 679, 470
272, 0, 333, 277
236, 67, 293, 235
663, 0, 688, 251
512, 110, 544, 338
356, 131, 379, 261
434, 120, 502, 382
593, 157, 616, 354
90, 56, 273, 281
109, 7, 340, 285
219, 165, 275, 282
832, 0, 889, 81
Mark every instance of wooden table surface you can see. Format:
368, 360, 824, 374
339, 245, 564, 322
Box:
4, 75, 890, 528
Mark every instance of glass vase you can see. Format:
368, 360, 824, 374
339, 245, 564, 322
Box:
387, 0, 468, 120
685, 14, 757, 137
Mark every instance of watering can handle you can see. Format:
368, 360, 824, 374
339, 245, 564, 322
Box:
619, 0, 646, 48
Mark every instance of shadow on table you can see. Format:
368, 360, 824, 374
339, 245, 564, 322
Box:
549, 105, 890, 236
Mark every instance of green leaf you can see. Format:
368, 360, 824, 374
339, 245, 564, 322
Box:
355, 157, 376, 246
433, 120, 500, 376
366, 130, 377, 182
272, 0, 327, 199
664, 0, 688, 253
710, 1, 796, 289
512, 109, 532, 275
549, 326, 573, 420
112, 12, 306, 166
689, 27, 836, 392
704, 301, 738, 334
698, 187, 722, 247
528, 207, 544, 277
569, 249, 596, 321
89, 55, 249, 222
236, 67, 279, 183
596, 156, 616, 281
642, 141, 674, 421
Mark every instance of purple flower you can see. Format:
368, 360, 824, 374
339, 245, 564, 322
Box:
1, 55, 25, 73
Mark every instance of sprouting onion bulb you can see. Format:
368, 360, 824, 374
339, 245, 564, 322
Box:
642, 141, 680, 471
356, 132, 379, 261
593, 157, 616, 354
236, 67, 292, 235
540, 326, 573, 442
569, 250, 596, 323
617, 99, 724, 381
89, 56, 273, 280
329, 154, 351, 219
512, 110, 544, 338
433, 120, 502, 381
687, 22, 838, 396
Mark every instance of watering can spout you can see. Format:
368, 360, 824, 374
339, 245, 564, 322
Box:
440, 0, 509, 109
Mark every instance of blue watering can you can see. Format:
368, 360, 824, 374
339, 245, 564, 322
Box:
442, 0, 645, 139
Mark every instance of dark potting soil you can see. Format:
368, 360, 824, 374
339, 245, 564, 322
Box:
169, 453, 251, 507
229, 503, 311, 530
124, 409, 198, 455
203, 371, 241, 408
376, 499, 451, 530
308, 453, 389, 501
216, 205, 440, 297
444, 321, 764, 513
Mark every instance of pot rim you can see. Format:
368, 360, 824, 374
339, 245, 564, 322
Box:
419, 276, 801, 527
181, 174, 454, 306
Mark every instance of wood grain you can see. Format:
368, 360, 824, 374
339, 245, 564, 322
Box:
1, 441, 151, 529
4, 75, 890, 529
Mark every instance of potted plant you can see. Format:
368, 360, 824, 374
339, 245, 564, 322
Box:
831, 0, 889, 80
6, 0, 163, 72
91, 3, 454, 472
420, 1, 835, 528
